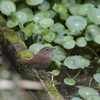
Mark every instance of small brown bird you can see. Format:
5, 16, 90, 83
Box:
17, 47, 54, 70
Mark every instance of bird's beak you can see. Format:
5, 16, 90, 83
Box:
52, 48, 56, 50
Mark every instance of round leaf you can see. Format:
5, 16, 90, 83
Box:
21, 8, 34, 21
51, 69, 60, 76
62, 0, 75, 8
64, 78, 76, 85
14, 11, 27, 24
64, 56, 81, 69
52, 55, 66, 61
42, 29, 55, 42
94, 73, 100, 83
26, 0, 44, 6
78, 4, 94, 15
21, 24, 34, 37
78, 87, 99, 99
0, 0, 16, 15
66, 30, 82, 36
88, 8, 100, 24
69, 4, 82, 15
53, 35, 65, 45
48, 10, 56, 18
38, 1, 50, 11
94, 34, 100, 44
86, 95, 100, 100
64, 36, 74, 41
66, 16, 87, 31
6, 18, 18, 28
53, 46, 66, 61
50, 23, 65, 32
63, 40, 76, 49
29, 43, 43, 55
76, 37, 87, 47
85, 25, 100, 41
43, 43, 53, 48
71, 97, 82, 100
53, 4, 67, 13
60, 13, 69, 20
39, 18, 54, 28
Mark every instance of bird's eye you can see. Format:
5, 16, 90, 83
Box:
46, 49, 49, 51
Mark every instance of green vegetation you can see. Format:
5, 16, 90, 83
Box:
0, 0, 100, 99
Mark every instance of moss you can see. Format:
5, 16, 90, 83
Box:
8, 45, 13, 51
45, 81, 62, 100
16, 50, 33, 59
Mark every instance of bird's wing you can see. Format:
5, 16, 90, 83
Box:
27, 53, 45, 68
17, 59, 29, 63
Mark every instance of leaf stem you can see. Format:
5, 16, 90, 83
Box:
72, 69, 82, 79
86, 46, 99, 59
89, 75, 94, 87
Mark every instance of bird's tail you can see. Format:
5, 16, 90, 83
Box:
17, 59, 29, 63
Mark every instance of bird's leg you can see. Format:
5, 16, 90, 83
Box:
38, 70, 49, 79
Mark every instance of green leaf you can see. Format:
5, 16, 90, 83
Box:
21, 24, 34, 37
52, 46, 66, 61
0, 0, 16, 15
53, 35, 65, 45
50, 23, 65, 32
88, 8, 100, 24
94, 73, 100, 83
33, 11, 49, 23
21, 8, 34, 21
48, 10, 56, 18
64, 55, 90, 69
6, 18, 18, 28
53, 4, 67, 13
79, 56, 90, 69
76, 37, 87, 47
16, 31, 28, 41
66, 30, 82, 36
78, 87, 99, 99
85, 25, 100, 41
94, 34, 100, 44
98, 4, 100, 10
60, 13, 69, 20
97, 67, 100, 73
42, 29, 55, 42
43, 43, 53, 48
64, 36, 74, 41
52, 55, 66, 61
33, 23, 43, 34
26, 0, 44, 6
55, 60, 62, 69
13, 11, 27, 24
38, 1, 50, 11
69, 4, 81, 15
62, 0, 76, 8
63, 40, 76, 49
53, 46, 67, 55
64, 78, 76, 85
86, 95, 100, 100
71, 97, 82, 100
51, 69, 60, 76
78, 4, 94, 15
57, 28, 68, 35
64, 56, 81, 69
66, 16, 87, 31
39, 18, 54, 28
29, 43, 43, 55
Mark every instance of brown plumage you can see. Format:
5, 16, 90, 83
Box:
17, 47, 54, 70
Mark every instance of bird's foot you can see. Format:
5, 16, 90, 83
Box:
38, 70, 49, 80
